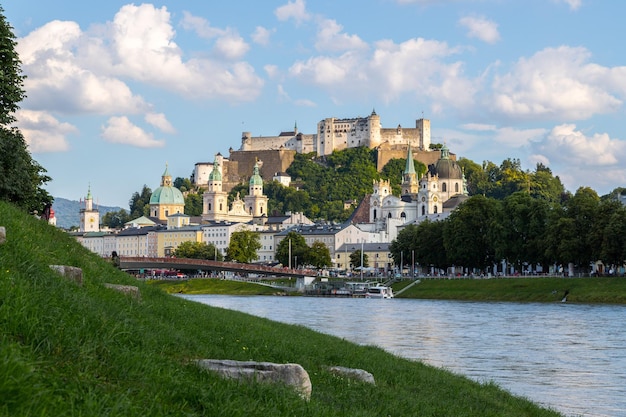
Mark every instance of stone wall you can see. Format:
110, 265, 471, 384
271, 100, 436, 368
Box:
228, 149, 296, 187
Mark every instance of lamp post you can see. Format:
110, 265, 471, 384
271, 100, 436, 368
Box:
288, 238, 292, 269
360, 241, 364, 281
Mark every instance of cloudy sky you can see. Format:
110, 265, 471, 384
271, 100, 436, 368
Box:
5, 0, 626, 208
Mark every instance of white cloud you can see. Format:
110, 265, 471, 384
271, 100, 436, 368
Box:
315, 19, 368, 52
490, 46, 623, 121
145, 113, 176, 134
180, 11, 224, 39
459, 16, 500, 44
553, 0, 583, 11
101, 116, 165, 148
16, 110, 77, 153
275, 0, 311, 24
461, 123, 497, 131
252, 26, 273, 46
180, 11, 249, 60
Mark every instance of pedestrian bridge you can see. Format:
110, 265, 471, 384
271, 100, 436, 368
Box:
119, 257, 314, 278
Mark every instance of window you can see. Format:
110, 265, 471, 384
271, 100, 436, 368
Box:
455, 183, 459, 193
442, 183, 447, 192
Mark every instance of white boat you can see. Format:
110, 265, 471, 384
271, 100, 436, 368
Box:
365, 285, 394, 299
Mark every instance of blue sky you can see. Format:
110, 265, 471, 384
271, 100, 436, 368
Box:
4, 0, 626, 208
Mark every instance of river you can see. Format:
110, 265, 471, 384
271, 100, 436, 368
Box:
179, 295, 626, 417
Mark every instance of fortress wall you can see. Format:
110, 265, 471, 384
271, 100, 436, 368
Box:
241, 136, 290, 151
376, 146, 455, 172
229, 149, 296, 185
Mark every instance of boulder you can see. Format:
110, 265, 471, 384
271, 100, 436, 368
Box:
104, 283, 141, 301
326, 366, 376, 385
49, 265, 83, 286
196, 359, 312, 400
0, 226, 5, 245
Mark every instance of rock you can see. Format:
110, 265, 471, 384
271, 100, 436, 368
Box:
0, 226, 5, 245
104, 283, 142, 301
326, 366, 376, 385
196, 359, 312, 400
49, 265, 83, 286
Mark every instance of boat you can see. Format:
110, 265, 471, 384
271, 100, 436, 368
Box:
365, 284, 394, 299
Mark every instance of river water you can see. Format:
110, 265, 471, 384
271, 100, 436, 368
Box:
180, 295, 626, 417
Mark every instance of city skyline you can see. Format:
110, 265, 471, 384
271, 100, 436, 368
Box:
5, 0, 626, 208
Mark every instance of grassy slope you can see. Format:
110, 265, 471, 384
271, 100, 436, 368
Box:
0, 201, 562, 417
148, 277, 285, 295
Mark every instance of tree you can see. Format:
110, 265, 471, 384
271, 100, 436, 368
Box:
225, 229, 261, 263
350, 249, 368, 269
275, 231, 308, 267
102, 209, 131, 229
0, 8, 52, 213
174, 241, 222, 261
308, 241, 332, 269
129, 185, 152, 219
174, 177, 193, 192
184, 193, 203, 216
443, 195, 499, 272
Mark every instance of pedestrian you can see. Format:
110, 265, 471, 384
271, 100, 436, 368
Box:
111, 251, 120, 269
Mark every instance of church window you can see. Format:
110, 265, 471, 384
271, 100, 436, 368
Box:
219, 203, 223, 211
373, 209, 377, 219
165, 210, 169, 217
434, 205, 438, 214
442, 183, 447, 192
388, 213, 392, 219
400, 212, 406, 219
422, 205, 425, 216
455, 183, 459, 193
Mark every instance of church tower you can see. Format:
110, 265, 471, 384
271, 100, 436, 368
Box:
401, 145, 419, 198
79, 185, 100, 232
244, 160, 269, 217
202, 156, 229, 221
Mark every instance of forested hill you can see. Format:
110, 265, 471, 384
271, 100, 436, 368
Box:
52, 197, 123, 229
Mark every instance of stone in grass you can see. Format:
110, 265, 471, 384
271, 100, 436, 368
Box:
326, 366, 376, 385
196, 359, 312, 400
0, 226, 5, 245
49, 265, 83, 286
104, 283, 142, 301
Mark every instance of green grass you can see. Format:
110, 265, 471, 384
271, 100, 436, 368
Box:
394, 276, 626, 303
0, 201, 563, 416
148, 277, 286, 295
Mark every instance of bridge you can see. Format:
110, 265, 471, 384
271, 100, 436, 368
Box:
119, 257, 314, 278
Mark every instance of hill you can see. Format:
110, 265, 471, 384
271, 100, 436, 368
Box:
0, 201, 561, 416
52, 197, 123, 229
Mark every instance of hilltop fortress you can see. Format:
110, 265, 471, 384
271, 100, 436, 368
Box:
193, 110, 452, 191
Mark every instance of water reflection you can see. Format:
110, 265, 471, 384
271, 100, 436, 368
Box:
180, 295, 626, 417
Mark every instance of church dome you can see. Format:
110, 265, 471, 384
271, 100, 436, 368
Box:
435, 144, 463, 180
209, 162, 222, 182
150, 165, 185, 205
149, 186, 185, 205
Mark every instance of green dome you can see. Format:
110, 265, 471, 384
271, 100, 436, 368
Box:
249, 163, 263, 186
149, 186, 184, 205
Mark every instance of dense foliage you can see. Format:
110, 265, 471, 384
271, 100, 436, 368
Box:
0, 7, 52, 213
174, 241, 223, 261
225, 229, 261, 263
391, 188, 626, 275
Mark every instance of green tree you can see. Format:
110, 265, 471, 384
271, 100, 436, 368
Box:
307, 241, 332, 269
101, 209, 131, 229
174, 176, 193, 192
380, 158, 427, 196
174, 241, 222, 261
0, 8, 52, 213
275, 231, 308, 267
600, 207, 626, 270
444, 195, 500, 272
349, 250, 368, 269
129, 185, 152, 219
225, 229, 261, 263
184, 193, 203, 216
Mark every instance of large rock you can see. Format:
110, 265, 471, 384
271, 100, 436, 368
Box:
49, 265, 83, 286
196, 359, 312, 400
326, 366, 376, 385
104, 283, 141, 301
0, 226, 5, 245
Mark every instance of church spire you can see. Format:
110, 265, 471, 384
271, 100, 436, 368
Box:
404, 145, 416, 176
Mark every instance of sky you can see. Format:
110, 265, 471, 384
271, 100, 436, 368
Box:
4, 0, 626, 208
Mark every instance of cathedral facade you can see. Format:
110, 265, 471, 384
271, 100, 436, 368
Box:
369, 144, 468, 230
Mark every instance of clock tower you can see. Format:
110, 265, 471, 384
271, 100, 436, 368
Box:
79, 185, 100, 232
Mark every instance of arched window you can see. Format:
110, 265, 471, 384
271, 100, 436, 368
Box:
422, 205, 426, 215
434, 205, 438, 214
400, 212, 406, 219
373, 209, 377, 219
455, 183, 459, 193
388, 212, 392, 219
208, 203, 212, 211
442, 183, 447, 192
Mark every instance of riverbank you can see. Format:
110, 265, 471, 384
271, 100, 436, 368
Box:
0, 200, 564, 416
150, 274, 626, 304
